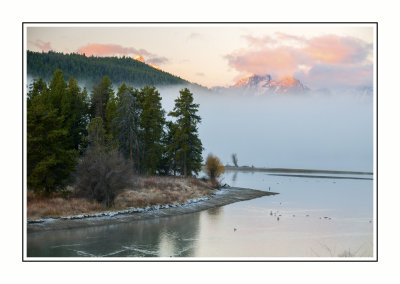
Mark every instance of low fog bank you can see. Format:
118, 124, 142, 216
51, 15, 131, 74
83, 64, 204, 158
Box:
159, 86, 374, 172
26, 75, 373, 172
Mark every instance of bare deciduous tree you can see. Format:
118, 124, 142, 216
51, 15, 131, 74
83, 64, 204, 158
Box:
75, 117, 132, 207
75, 145, 133, 207
231, 153, 238, 167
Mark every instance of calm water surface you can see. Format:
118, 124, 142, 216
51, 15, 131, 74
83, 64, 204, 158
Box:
27, 170, 374, 258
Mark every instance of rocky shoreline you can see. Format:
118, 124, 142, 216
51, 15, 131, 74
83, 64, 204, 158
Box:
27, 187, 278, 233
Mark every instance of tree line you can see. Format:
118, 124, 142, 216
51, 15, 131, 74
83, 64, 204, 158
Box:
27, 69, 203, 199
27, 51, 188, 87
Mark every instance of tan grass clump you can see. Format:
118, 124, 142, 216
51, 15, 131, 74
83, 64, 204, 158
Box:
114, 176, 212, 209
27, 191, 102, 220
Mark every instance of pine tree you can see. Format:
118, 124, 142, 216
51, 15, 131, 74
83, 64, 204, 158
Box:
161, 121, 179, 175
62, 78, 90, 151
27, 75, 76, 194
47, 69, 67, 110
168, 88, 203, 177
138, 86, 166, 174
27, 70, 91, 193
27, 78, 47, 108
105, 94, 119, 137
90, 75, 114, 121
113, 87, 141, 171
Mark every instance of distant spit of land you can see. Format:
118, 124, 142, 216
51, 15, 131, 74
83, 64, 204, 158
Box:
224, 166, 373, 176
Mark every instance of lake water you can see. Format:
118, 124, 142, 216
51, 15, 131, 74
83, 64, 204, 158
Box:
26, 170, 374, 258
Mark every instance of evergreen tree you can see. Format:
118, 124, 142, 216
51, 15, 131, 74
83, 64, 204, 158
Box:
27, 78, 47, 108
46, 69, 67, 111
138, 86, 165, 174
161, 121, 179, 175
27, 70, 90, 193
63, 78, 90, 151
105, 94, 119, 137
90, 75, 114, 121
27, 78, 76, 194
168, 88, 203, 177
113, 87, 142, 171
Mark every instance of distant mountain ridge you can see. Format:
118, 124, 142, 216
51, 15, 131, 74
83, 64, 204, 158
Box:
212, 73, 309, 96
213, 73, 373, 97
232, 74, 308, 95
27, 51, 204, 90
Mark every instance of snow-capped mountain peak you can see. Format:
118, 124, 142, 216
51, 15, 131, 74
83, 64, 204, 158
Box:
231, 73, 307, 95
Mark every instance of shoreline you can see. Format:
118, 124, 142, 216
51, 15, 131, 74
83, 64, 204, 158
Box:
27, 187, 278, 233
224, 166, 373, 175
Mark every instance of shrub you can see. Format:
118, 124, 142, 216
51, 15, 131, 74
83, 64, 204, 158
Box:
75, 145, 132, 207
205, 154, 225, 188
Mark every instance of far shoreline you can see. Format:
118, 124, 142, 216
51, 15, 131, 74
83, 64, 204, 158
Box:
224, 166, 373, 176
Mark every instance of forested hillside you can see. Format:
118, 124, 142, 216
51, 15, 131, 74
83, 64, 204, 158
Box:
27, 51, 192, 87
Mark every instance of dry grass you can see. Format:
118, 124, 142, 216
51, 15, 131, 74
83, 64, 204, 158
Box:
27, 191, 103, 220
114, 176, 213, 209
27, 176, 214, 220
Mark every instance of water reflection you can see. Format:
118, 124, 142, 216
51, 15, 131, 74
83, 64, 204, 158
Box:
231, 171, 238, 183
27, 170, 374, 258
28, 213, 201, 257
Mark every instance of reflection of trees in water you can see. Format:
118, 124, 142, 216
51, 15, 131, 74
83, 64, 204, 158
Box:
206, 207, 222, 216
203, 206, 223, 232
232, 172, 238, 183
27, 213, 201, 257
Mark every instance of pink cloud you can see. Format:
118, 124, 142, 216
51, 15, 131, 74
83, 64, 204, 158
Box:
76, 43, 169, 66
295, 63, 373, 88
226, 47, 298, 79
226, 33, 373, 88
77, 43, 152, 57
304, 35, 370, 64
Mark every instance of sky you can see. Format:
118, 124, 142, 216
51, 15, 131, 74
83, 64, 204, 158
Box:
26, 24, 375, 89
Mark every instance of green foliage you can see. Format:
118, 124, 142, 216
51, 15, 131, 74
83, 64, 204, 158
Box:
160, 121, 179, 175
63, 78, 90, 152
113, 86, 142, 171
90, 76, 114, 120
168, 88, 203, 177
138, 86, 166, 175
87, 117, 107, 146
105, 94, 119, 136
27, 78, 47, 108
27, 51, 188, 87
27, 71, 78, 194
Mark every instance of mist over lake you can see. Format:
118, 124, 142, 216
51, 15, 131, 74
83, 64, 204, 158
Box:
158, 86, 373, 172
27, 73, 373, 172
